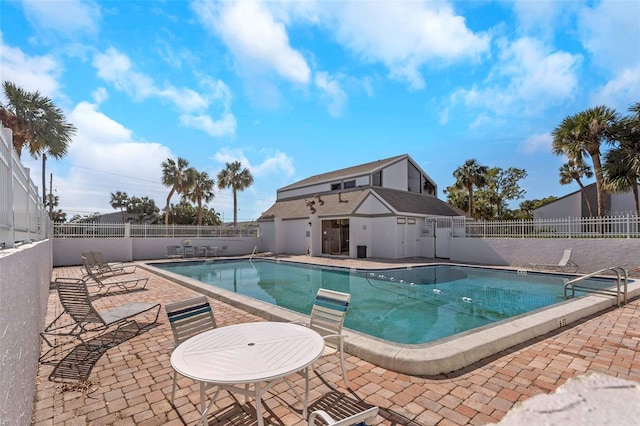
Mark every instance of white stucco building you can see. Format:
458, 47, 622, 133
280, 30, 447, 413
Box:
534, 183, 640, 219
257, 154, 465, 259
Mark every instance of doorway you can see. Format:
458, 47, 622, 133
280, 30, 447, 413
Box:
322, 219, 350, 255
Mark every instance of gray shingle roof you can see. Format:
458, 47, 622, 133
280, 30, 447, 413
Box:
258, 187, 465, 221
278, 154, 407, 193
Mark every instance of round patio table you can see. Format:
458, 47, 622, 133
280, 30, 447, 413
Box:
170, 321, 324, 426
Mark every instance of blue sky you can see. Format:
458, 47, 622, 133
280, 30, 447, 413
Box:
2, 0, 639, 221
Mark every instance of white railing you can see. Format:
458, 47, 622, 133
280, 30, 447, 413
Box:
52, 222, 259, 238
449, 215, 640, 238
0, 126, 50, 249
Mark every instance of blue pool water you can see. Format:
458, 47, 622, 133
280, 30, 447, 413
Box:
152, 259, 614, 345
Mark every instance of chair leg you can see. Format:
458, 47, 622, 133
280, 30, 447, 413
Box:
339, 351, 349, 388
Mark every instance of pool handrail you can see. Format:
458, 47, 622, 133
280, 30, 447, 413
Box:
564, 267, 628, 307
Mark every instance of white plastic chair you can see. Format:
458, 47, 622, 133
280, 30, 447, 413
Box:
308, 406, 379, 425
308, 288, 352, 388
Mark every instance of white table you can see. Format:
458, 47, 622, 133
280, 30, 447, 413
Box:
170, 322, 324, 426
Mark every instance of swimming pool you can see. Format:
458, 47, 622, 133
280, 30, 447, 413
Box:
144, 258, 639, 375
150, 259, 615, 344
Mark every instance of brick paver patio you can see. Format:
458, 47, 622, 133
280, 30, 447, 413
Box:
32, 260, 640, 425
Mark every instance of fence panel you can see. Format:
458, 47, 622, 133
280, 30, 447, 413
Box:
53, 222, 259, 239
456, 215, 640, 239
0, 126, 50, 248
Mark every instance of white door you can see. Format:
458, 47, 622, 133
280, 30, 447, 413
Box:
435, 217, 452, 259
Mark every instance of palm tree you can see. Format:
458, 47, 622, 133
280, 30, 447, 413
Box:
1, 81, 76, 204
452, 159, 488, 218
182, 170, 215, 226
217, 161, 254, 227
161, 157, 196, 225
602, 102, 640, 216
110, 191, 130, 223
45, 193, 59, 216
552, 106, 619, 217
559, 159, 595, 217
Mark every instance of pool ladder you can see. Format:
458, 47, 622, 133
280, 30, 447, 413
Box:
563, 267, 628, 307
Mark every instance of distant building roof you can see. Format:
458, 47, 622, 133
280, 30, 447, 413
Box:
278, 154, 408, 193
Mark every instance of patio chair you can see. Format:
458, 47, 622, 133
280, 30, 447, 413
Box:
165, 296, 217, 408
167, 245, 184, 259
201, 246, 219, 258
182, 239, 195, 258
529, 248, 579, 273
82, 256, 148, 294
40, 277, 160, 358
299, 288, 352, 388
308, 406, 379, 425
219, 245, 228, 256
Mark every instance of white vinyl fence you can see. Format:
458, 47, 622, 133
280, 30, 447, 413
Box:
448, 215, 640, 239
52, 222, 259, 238
0, 126, 50, 249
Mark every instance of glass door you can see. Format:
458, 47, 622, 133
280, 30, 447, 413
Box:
322, 219, 350, 255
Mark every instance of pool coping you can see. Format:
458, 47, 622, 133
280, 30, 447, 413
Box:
139, 260, 640, 376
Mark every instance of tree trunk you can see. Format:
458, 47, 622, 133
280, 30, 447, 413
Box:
41, 154, 47, 205
591, 153, 606, 217
233, 189, 238, 227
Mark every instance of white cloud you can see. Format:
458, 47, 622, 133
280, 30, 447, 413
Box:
91, 87, 108, 104
53, 101, 173, 215
591, 65, 640, 109
193, 0, 311, 84
579, 0, 640, 73
92, 47, 236, 137
520, 132, 552, 155
180, 113, 237, 138
0, 32, 62, 99
326, 1, 490, 90
451, 37, 581, 118
498, 37, 580, 104
21, 0, 100, 35
439, 108, 449, 125
251, 151, 295, 178
508, 1, 578, 39
315, 71, 347, 117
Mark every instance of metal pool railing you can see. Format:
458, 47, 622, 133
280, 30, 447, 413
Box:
564, 267, 628, 307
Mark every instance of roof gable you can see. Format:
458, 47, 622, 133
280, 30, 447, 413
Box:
278, 154, 408, 193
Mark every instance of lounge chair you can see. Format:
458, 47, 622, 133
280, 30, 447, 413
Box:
308, 406, 379, 425
529, 248, 579, 273
165, 296, 217, 407
81, 250, 136, 278
82, 256, 148, 294
41, 277, 160, 359
296, 288, 351, 388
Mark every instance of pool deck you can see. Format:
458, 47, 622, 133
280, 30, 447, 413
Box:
33, 256, 640, 425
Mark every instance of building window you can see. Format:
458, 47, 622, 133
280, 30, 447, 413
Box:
408, 162, 421, 193
343, 180, 355, 189
423, 177, 435, 195
372, 170, 382, 187
331, 183, 342, 191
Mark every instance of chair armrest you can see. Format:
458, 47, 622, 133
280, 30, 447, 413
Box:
307, 409, 335, 425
